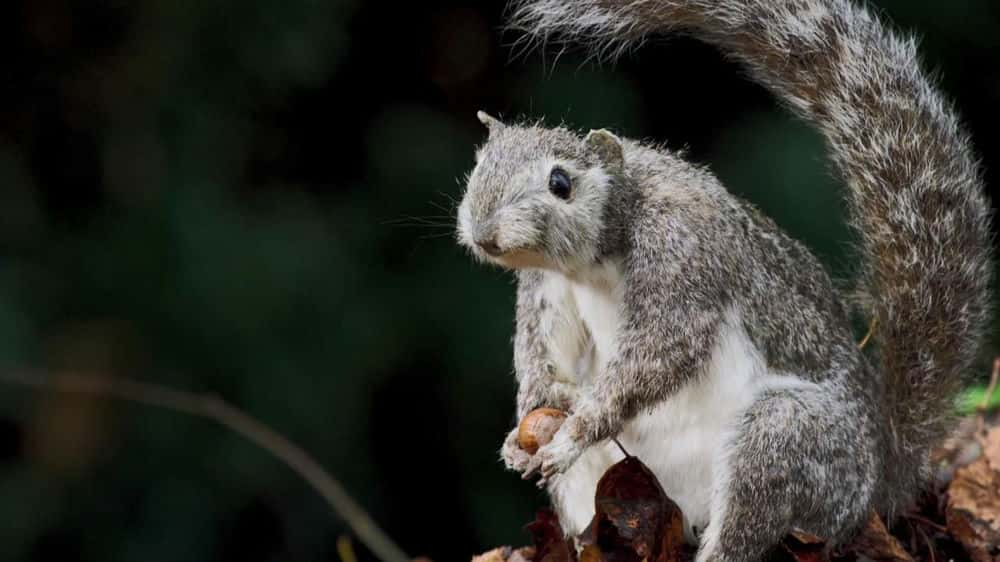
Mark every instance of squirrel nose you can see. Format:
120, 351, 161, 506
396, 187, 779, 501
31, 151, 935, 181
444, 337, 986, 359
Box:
476, 237, 503, 256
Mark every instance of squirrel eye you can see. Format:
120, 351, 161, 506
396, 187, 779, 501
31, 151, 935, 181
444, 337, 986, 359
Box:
548, 168, 572, 200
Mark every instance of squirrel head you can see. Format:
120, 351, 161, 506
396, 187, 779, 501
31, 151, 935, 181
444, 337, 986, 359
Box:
457, 112, 625, 272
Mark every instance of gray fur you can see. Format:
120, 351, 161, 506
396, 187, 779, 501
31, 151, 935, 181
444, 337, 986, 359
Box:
456, 1, 992, 560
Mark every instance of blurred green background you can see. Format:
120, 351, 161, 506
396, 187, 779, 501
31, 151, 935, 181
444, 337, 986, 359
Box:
0, 1, 997, 560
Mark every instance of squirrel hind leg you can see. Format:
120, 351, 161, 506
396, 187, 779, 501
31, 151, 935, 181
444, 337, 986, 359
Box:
697, 383, 880, 562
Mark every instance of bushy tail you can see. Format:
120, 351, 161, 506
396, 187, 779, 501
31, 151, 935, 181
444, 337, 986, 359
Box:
509, 0, 992, 497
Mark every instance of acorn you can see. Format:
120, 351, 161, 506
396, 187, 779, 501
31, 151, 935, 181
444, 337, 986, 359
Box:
517, 408, 568, 454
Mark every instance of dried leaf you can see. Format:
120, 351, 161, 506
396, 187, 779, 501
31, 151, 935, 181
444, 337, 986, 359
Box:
983, 423, 1000, 465
583, 456, 684, 562
788, 531, 824, 545
526, 509, 576, 562
509, 548, 537, 562
781, 536, 827, 562
946, 425, 1000, 562
848, 512, 913, 562
577, 544, 603, 562
472, 547, 512, 562
933, 417, 984, 486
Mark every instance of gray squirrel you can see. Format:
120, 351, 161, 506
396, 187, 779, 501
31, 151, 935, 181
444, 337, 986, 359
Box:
454, 0, 992, 560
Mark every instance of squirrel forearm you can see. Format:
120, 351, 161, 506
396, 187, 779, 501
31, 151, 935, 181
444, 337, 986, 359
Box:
514, 374, 576, 418
513, 270, 581, 419
568, 317, 722, 445
570, 232, 727, 445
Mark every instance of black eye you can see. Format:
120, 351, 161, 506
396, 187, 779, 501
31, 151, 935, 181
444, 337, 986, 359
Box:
548, 168, 572, 200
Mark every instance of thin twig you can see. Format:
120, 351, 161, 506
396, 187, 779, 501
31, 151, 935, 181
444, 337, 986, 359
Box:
916, 525, 935, 562
976, 357, 1000, 413
337, 536, 359, 562
903, 513, 947, 533
0, 369, 409, 562
611, 437, 631, 458
858, 317, 878, 350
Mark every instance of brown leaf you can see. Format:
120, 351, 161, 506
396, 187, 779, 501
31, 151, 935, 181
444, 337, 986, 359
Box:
788, 531, 824, 546
526, 509, 576, 562
848, 512, 914, 562
582, 456, 684, 562
983, 423, 1000, 466
946, 425, 1000, 562
932, 417, 983, 486
470, 547, 538, 562
779, 530, 829, 562
509, 547, 537, 562
577, 544, 603, 562
781, 537, 827, 562
471, 547, 512, 562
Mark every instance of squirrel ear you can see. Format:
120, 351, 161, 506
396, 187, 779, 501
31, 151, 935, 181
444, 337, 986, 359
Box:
584, 129, 624, 170
477, 111, 505, 133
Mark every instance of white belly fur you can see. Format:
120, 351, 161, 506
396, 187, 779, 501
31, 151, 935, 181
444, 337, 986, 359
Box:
541, 266, 788, 539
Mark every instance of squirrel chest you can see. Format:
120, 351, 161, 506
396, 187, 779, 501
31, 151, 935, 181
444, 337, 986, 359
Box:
539, 262, 779, 537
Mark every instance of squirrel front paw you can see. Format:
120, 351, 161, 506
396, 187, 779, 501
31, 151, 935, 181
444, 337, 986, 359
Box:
533, 425, 584, 484
500, 427, 532, 472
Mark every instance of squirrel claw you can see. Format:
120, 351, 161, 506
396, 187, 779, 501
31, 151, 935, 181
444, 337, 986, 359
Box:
534, 424, 584, 479
521, 456, 542, 480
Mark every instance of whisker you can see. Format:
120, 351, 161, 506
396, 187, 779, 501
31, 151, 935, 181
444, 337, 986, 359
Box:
436, 190, 459, 205
382, 215, 455, 226
383, 225, 454, 232
384, 224, 455, 230
418, 232, 457, 240
428, 202, 455, 217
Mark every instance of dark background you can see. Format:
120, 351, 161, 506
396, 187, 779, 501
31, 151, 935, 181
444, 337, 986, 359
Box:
0, 1, 998, 560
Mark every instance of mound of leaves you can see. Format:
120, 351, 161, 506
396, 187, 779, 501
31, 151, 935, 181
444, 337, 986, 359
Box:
473, 414, 1000, 562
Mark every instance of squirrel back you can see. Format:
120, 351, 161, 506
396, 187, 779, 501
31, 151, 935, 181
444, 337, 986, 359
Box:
508, 0, 992, 500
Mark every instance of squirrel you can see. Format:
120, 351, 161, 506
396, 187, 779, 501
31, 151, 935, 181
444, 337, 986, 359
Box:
455, 0, 992, 560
